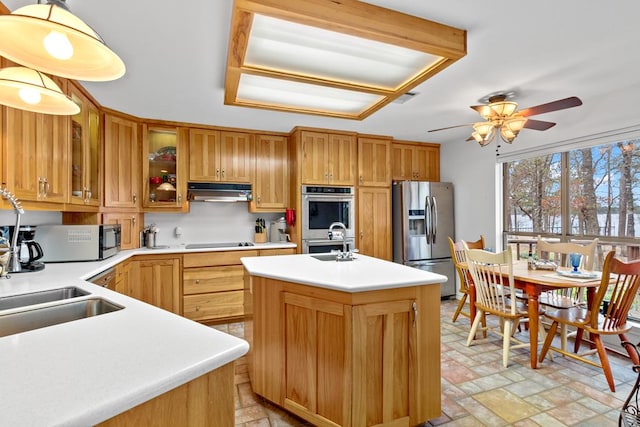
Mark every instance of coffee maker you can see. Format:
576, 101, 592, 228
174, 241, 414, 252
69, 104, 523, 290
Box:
0, 225, 45, 272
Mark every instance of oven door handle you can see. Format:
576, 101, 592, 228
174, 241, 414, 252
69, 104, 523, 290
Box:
304, 197, 355, 203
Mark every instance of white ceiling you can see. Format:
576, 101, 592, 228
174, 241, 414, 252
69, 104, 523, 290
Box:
4, 0, 640, 155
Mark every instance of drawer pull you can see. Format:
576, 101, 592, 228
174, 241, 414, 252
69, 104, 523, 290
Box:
195, 279, 200, 284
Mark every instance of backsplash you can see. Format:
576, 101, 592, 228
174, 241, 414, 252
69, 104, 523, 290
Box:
146, 203, 282, 246
0, 204, 282, 247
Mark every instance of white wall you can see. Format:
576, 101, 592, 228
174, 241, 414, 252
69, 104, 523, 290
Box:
440, 139, 499, 250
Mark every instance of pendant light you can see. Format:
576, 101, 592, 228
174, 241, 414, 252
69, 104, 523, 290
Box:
0, 3, 125, 81
0, 66, 79, 115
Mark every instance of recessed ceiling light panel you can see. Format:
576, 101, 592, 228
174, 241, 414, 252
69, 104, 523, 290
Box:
246, 14, 441, 89
237, 74, 384, 114
225, 0, 466, 120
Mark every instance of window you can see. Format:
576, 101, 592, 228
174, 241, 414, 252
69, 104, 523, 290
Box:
504, 139, 640, 318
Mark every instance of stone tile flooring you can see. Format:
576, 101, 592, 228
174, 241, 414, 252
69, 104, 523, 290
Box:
215, 299, 639, 426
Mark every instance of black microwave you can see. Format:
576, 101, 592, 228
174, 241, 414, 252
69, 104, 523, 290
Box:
37, 224, 121, 262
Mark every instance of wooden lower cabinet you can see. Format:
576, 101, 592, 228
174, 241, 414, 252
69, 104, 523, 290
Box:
97, 362, 235, 427
357, 187, 391, 261
183, 250, 258, 323
247, 277, 441, 427
126, 254, 181, 315
183, 248, 295, 324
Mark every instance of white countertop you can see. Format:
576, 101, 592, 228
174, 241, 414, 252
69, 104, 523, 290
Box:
241, 253, 447, 292
0, 242, 294, 426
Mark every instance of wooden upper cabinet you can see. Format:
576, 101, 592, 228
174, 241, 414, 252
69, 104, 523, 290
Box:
219, 131, 253, 182
189, 129, 253, 183
102, 212, 142, 250
251, 134, 289, 212
300, 130, 356, 185
328, 133, 357, 185
104, 114, 140, 208
68, 83, 101, 207
142, 124, 188, 210
357, 136, 391, 187
392, 141, 440, 181
2, 83, 69, 204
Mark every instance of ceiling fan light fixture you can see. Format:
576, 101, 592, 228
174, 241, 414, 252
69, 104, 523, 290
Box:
472, 122, 495, 137
0, 66, 80, 115
489, 100, 517, 117
0, 4, 125, 81
504, 116, 528, 133
499, 127, 517, 143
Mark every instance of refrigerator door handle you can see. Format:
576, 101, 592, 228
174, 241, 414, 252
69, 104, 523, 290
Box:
424, 196, 431, 244
431, 196, 438, 244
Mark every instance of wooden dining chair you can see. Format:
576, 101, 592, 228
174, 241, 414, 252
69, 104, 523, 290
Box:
534, 237, 599, 350
465, 247, 546, 368
538, 251, 640, 392
448, 235, 485, 323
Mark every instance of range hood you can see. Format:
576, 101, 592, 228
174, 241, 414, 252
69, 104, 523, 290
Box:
187, 182, 253, 202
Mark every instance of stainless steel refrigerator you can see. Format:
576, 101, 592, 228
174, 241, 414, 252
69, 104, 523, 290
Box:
392, 181, 456, 298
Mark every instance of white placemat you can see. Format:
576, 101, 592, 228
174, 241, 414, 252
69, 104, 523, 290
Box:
543, 271, 602, 282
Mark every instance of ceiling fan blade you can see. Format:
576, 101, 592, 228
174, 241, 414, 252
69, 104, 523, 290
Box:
523, 119, 556, 131
428, 123, 473, 132
465, 136, 475, 142
519, 96, 582, 117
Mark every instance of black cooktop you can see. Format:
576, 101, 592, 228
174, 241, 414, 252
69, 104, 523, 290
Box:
185, 242, 254, 249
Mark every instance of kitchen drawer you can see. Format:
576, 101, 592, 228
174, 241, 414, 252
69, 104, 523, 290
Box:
183, 250, 258, 268
183, 291, 243, 322
258, 248, 296, 256
183, 265, 244, 294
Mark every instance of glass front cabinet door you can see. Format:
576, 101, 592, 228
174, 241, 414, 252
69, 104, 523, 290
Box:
142, 124, 187, 209
69, 84, 101, 207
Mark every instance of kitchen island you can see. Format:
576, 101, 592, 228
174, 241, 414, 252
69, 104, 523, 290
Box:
241, 253, 447, 427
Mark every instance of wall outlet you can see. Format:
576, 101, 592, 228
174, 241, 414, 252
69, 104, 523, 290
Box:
175, 226, 183, 237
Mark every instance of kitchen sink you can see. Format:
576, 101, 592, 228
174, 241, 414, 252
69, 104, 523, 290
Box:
0, 287, 90, 311
0, 298, 123, 338
311, 254, 339, 261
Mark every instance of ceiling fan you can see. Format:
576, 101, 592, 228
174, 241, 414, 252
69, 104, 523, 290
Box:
428, 94, 583, 146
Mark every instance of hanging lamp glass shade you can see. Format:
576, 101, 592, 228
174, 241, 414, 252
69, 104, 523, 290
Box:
0, 4, 125, 81
0, 66, 80, 115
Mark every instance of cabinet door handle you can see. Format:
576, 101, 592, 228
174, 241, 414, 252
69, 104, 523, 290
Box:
257, 195, 261, 205
37, 177, 43, 197
359, 175, 363, 184
195, 279, 200, 284
329, 173, 333, 181
221, 169, 225, 178
216, 169, 220, 178
360, 230, 364, 238
177, 194, 182, 204
132, 216, 136, 225
132, 193, 137, 203
44, 179, 50, 195
412, 301, 418, 328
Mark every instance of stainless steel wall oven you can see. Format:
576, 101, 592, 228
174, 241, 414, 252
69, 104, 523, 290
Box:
301, 185, 355, 253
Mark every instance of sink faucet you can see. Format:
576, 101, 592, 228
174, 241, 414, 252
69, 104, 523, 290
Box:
328, 222, 357, 261
0, 186, 24, 276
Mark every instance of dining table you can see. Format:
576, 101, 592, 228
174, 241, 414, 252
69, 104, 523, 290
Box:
467, 260, 602, 369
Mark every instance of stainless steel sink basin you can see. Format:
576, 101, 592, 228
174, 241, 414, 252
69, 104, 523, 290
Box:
0, 298, 123, 337
311, 254, 339, 261
0, 287, 90, 311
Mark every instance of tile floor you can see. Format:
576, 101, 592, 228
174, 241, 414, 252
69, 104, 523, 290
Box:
215, 299, 639, 426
